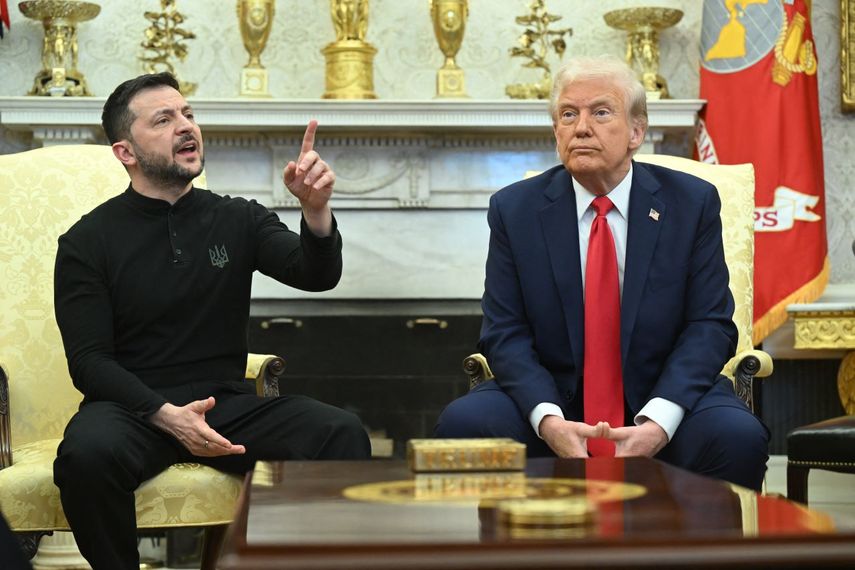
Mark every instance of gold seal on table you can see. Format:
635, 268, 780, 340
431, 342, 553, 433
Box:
343, 476, 646, 505
497, 498, 596, 526
497, 498, 597, 540
407, 438, 526, 472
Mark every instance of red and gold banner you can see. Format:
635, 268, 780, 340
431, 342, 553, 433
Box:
0, 0, 10, 38
697, 0, 828, 344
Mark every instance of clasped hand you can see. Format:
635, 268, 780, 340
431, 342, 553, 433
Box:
150, 397, 246, 457
540, 416, 667, 458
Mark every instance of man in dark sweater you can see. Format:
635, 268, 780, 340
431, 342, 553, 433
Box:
52, 72, 371, 569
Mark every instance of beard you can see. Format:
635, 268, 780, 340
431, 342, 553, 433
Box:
132, 138, 204, 189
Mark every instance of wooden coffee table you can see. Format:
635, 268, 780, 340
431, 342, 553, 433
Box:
219, 457, 855, 569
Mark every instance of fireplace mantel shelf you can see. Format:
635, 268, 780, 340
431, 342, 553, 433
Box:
0, 97, 704, 133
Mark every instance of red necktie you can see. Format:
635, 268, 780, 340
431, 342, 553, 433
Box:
583, 196, 624, 457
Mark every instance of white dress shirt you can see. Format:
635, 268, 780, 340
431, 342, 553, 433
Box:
529, 165, 685, 441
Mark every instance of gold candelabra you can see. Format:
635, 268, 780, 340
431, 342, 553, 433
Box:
19, 0, 101, 96
139, 0, 197, 96
603, 7, 683, 100
237, 0, 275, 97
505, 0, 572, 100
429, 0, 469, 98
322, 0, 377, 99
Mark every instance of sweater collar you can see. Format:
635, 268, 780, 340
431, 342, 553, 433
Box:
122, 184, 198, 212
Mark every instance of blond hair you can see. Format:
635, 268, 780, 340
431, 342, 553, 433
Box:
548, 56, 648, 132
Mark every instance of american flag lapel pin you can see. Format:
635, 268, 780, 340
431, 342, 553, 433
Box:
649, 208, 660, 221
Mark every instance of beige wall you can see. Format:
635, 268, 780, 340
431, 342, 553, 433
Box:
0, 0, 852, 280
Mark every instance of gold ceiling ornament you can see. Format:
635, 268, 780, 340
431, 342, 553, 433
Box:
429, 0, 469, 98
505, 0, 572, 100
603, 7, 683, 101
237, 0, 274, 97
139, 0, 197, 96
322, 0, 377, 99
18, 0, 100, 96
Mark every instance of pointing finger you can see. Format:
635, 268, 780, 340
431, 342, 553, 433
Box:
299, 120, 318, 158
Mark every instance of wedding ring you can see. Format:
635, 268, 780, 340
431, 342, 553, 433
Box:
203, 440, 209, 449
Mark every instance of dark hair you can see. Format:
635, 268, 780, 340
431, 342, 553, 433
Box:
101, 72, 180, 144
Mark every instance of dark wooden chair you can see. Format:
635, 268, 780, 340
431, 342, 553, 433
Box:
786, 415, 855, 504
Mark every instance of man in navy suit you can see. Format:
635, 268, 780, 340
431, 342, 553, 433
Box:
435, 56, 768, 491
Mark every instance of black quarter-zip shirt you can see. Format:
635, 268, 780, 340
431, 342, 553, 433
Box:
54, 186, 342, 416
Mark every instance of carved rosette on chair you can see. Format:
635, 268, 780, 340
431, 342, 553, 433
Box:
429, 0, 469, 98
237, 0, 274, 97
322, 0, 377, 99
603, 7, 683, 101
19, 0, 100, 96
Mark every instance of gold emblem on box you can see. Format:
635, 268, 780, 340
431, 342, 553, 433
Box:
407, 438, 526, 472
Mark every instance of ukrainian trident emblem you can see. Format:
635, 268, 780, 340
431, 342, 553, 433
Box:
209, 244, 229, 268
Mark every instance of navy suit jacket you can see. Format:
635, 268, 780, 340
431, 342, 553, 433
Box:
479, 160, 739, 422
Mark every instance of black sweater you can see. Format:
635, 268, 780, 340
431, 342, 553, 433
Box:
54, 186, 341, 416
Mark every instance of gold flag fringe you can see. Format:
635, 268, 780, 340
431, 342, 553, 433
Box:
751, 256, 830, 346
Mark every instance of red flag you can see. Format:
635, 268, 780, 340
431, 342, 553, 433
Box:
0, 0, 10, 39
697, 0, 828, 344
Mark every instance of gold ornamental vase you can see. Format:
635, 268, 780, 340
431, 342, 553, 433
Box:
429, 0, 468, 98
322, 0, 377, 99
237, 0, 274, 97
19, 0, 100, 96
603, 7, 683, 100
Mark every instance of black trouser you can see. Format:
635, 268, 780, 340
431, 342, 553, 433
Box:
54, 381, 371, 570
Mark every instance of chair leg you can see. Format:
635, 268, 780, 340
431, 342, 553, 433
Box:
15, 530, 51, 560
787, 464, 810, 504
199, 524, 229, 570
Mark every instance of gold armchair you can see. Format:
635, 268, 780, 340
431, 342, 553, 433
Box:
0, 144, 283, 568
464, 155, 773, 414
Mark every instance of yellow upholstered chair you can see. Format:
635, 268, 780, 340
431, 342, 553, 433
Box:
0, 144, 285, 568
464, 154, 773, 414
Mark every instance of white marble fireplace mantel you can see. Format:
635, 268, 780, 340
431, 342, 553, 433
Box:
0, 96, 702, 133
0, 97, 703, 300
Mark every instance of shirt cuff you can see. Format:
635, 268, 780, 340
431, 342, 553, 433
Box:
634, 397, 685, 441
300, 214, 340, 250
529, 403, 565, 438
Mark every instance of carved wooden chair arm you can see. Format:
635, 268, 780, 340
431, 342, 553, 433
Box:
462, 353, 494, 391
245, 353, 286, 398
0, 363, 10, 469
725, 349, 774, 416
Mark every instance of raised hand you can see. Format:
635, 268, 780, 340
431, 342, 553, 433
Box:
282, 120, 335, 231
149, 397, 246, 457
